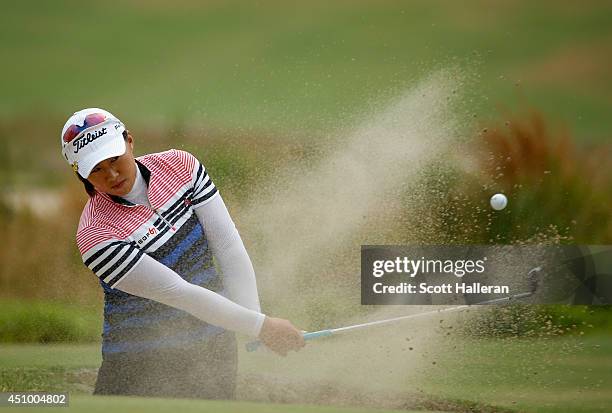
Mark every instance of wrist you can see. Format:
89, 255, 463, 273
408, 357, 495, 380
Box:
254, 313, 266, 337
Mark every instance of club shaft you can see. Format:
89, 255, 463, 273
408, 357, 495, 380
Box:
329, 304, 471, 334
328, 291, 533, 335
246, 290, 534, 352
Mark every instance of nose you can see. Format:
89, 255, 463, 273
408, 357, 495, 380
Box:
106, 167, 120, 182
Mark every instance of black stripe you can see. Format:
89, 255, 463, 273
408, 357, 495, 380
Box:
109, 195, 136, 206
202, 177, 214, 191
155, 218, 170, 232
192, 187, 218, 205
148, 214, 199, 259
193, 171, 207, 191
99, 245, 138, 280
158, 187, 191, 218
194, 164, 204, 186
107, 249, 145, 288
165, 198, 190, 224
193, 176, 213, 197
135, 160, 151, 185
167, 189, 190, 213
193, 172, 209, 192
92, 243, 131, 273
84, 240, 126, 266
162, 190, 192, 223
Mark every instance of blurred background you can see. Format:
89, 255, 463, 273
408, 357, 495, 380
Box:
1, 1, 611, 411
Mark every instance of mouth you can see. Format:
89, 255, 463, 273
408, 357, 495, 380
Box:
111, 179, 126, 190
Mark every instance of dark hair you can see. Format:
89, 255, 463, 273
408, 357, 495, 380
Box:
77, 130, 129, 197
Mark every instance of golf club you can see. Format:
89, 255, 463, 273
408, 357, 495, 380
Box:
246, 266, 542, 352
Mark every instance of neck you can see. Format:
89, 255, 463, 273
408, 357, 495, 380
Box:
122, 164, 150, 207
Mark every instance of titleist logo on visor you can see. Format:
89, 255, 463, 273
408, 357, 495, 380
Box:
72, 128, 107, 153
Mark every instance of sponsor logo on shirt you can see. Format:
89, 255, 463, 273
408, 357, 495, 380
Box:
136, 227, 158, 246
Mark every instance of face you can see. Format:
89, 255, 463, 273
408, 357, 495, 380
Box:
86, 134, 137, 197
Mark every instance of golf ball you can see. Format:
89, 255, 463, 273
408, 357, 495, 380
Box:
490, 193, 508, 211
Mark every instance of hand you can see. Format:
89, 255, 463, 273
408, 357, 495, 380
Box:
258, 316, 305, 356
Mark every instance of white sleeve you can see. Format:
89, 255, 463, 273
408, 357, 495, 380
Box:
113, 253, 265, 337
194, 194, 263, 313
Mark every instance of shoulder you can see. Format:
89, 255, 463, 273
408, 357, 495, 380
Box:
75, 196, 122, 255
143, 151, 219, 207
138, 149, 202, 173
136, 149, 207, 188
76, 197, 144, 287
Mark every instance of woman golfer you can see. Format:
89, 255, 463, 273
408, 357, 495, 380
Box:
61, 108, 304, 399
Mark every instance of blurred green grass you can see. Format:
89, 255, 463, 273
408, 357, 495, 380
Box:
0, 300, 101, 344
1, 299, 608, 346
1, 1, 610, 142
2, 334, 610, 412
1, 4, 610, 410
3, 395, 422, 413
423, 334, 612, 413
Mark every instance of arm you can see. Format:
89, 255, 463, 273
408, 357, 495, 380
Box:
113, 253, 265, 337
194, 193, 261, 313
168, 149, 304, 353
193, 193, 304, 355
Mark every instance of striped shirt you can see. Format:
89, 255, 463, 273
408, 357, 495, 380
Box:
76, 149, 225, 359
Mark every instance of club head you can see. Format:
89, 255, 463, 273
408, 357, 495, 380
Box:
527, 266, 542, 294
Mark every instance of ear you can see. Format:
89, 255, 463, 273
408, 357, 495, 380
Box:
126, 132, 134, 151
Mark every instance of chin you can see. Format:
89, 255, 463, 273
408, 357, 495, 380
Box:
108, 179, 133, 197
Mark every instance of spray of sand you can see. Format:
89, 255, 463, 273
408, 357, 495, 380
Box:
243, 69, 466, 313
236, 69, 476, 409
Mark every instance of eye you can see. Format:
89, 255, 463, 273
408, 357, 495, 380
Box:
110, 156, 119, 163
91, 167, 101, 174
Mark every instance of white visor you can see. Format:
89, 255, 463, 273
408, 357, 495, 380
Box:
61, 108, 127, 178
